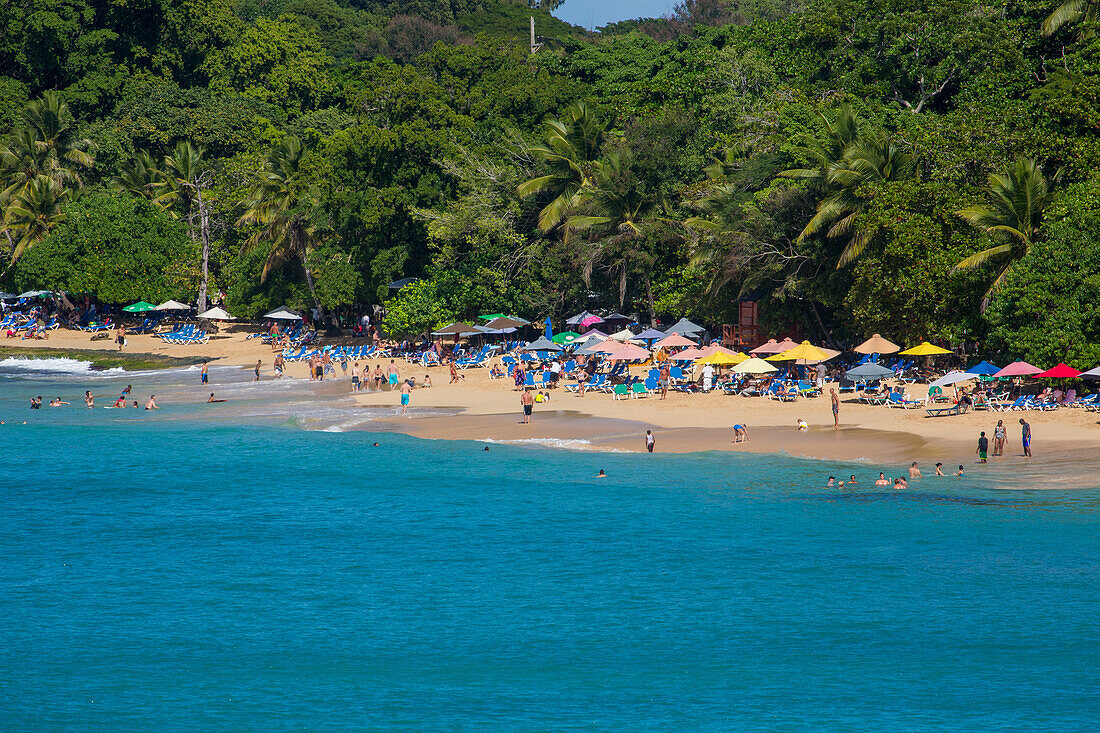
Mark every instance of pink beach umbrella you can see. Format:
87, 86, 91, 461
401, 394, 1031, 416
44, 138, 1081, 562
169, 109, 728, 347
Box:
579, 314, 603, 329
654, 332, 697, 349
992, 361, 1043, 378
1035, 363, 1082, 379
751, 337, 797, 355
603, 341, 651, 361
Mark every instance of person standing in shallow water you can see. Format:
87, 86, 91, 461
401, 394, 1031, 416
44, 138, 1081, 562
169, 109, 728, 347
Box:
521, 389, 534, 424
645, 430, 655, 453
1020, 418, 1032, 457
830, 388, 840, 429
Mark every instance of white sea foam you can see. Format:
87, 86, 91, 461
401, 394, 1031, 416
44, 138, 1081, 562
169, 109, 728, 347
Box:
0, 356, 126, 376
482, 437, 611, 451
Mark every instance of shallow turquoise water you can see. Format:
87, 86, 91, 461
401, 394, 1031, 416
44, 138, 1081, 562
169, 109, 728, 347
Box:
2, 364, 1098, 730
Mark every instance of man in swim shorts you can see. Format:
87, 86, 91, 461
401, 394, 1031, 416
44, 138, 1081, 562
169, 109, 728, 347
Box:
400, 378, 412, 416
1019, 418, 1032, 457
830, 388, 840, 428
521, 389, 534, 424
201, 361, 209, 384
977, 431, 989, 463
387, 360, 399, 390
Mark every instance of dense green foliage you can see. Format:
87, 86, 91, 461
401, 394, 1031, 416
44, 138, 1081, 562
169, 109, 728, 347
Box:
1, 0, 1099, 366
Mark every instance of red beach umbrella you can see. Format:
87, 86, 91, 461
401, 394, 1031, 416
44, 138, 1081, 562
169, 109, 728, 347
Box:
1035, 363, 1082, 379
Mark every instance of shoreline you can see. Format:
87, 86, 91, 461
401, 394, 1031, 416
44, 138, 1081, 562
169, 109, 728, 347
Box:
7, 330, 1100, 472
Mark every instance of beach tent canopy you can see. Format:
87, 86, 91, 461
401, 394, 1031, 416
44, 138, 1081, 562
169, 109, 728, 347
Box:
733, 357, 778, 374
122, 301, 157, 313
696, 351, 747, 366
1036, 363, 1081, 379
853, 333, 900, 355
603, 342, 650, 361
632, 327, 667, 342
993, 361, 1042, 378
432, 322, 482, 336
483, 316, 528, 330
931, 371, 976, 387
965, 360, 1001, 375
654, 332, 696, 349
665, 317, 704, 336
766, 340, 830, 362
197, 306, 235, 320
899, 341, 952, 356
844, 363, 895, 380
551, 331, 581, 344
155, 299, 190, 311
609, 328, 637, 341
264, 306, 301, 320
524, 336, 562, 352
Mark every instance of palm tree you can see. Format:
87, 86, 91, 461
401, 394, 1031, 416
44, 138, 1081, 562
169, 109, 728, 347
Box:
2, 175, 68, 265
238, 135, 326, 319
20, 92, 95, 188
1042, 0, 1098, 40
567, 152, 663, 319
779, 106, 860, 186
517, 101, 607, 233
113, 150, 163, 199
954, 157, 1059, 311
156, 141, 214, 311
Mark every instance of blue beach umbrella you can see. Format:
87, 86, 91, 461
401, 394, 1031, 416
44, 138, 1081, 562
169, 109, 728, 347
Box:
544, 317, 553, 340
965, 360, 1001, 376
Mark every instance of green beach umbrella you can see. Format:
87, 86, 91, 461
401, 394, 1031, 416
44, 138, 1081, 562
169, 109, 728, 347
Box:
551, 331, 582, 344
123, 301, 157, 313
478, 313, 507, 321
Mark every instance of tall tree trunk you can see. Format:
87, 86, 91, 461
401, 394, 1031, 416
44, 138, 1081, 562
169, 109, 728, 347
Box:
808, 300, 836, 348
299, 248, 325, 328
618, 264, 627, 309
196, 189, 211, 312
644, 275, 657, 327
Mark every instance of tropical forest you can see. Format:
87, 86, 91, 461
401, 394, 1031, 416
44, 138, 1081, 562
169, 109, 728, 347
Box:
2, 0, 1099, 365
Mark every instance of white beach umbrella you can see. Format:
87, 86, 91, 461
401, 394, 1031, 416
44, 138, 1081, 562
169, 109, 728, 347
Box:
197, 306, 236, 320
930, 371, 976, 388
264, 307, 302, 320
155, 299, 190, 311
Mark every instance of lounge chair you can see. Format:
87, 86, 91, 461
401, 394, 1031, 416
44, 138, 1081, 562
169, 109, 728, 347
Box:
631, 382, 650, 398
886, 392, 923, 409
612, 383, 630, 400
925, 403, 966, 417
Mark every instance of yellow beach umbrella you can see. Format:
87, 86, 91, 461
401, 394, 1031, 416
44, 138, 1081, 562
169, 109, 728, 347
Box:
766, 340, 830, 362
733, 357, 779, 374
696, 351, 748, 366
853, 333, 900, 355
899, 341, 952, 356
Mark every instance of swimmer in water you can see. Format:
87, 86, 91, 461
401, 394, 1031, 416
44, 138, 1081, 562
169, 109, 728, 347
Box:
207, 393, 226, 403
49, 397, 69, 407
145, 395, 158, 410
874, 473, 890, 486
935, 462, 945, 476
597, 469, 607, 478
827, 476, 835, 487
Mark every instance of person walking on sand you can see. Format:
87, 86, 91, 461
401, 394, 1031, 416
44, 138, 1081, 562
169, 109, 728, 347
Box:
201, 360, 209, 385
977, 431, 989, 463
400, 379, 412, 416
116, 325, 126, 351
274, 353, 284, 379
645, 430, 655, 453
351, 362, 360, 392
830, 388, 840, 429
253, 359, 262, 382
993, 419, 1006, 457
909, 461, 923, 479
521, 389, 534, 425
1019, 418, 1032, 457
659, 363, 670, 400
387, 360, 399, 391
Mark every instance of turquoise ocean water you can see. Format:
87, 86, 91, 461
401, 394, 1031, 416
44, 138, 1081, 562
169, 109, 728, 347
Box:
2, 357, 1098, 730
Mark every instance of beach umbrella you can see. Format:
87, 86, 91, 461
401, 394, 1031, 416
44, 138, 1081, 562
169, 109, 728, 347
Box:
751, 337, 797, 355
992, 361, 1043, 378
1036, 363, 1082, 379
544, 317, 553, 340
609, 328, 637, 341
578, 314, 602, 330
965, 360, 1001, 376
665, 317, 705, 336
633, 327, 667, 342
766, 340, 830, 362
696, 352, 746, 366
17, 290, 51, 298
931, 371, 976, 387
524, 336, 562, 352
264, 306, 301, 320
733, 357, 779, 375
844, 363, 895, 381
1080, 365, 1100, 379
602, 311, 631, 326
654, 332, 696, 349
484, 316, 528, 330
478, 313, 506, 321
197, 306, 236, 320
899, 341, 952, 356
603, 342, 650, 361
432, 322, 480, 336
565, 310, 591, 326
155, 299, 190, 311
551, 331, 582, 344
853, 333, 901, 355
122, 301, 157, 313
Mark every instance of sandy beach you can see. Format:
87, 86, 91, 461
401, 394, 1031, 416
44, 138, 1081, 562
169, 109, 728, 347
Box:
10, 328, 1099, 472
